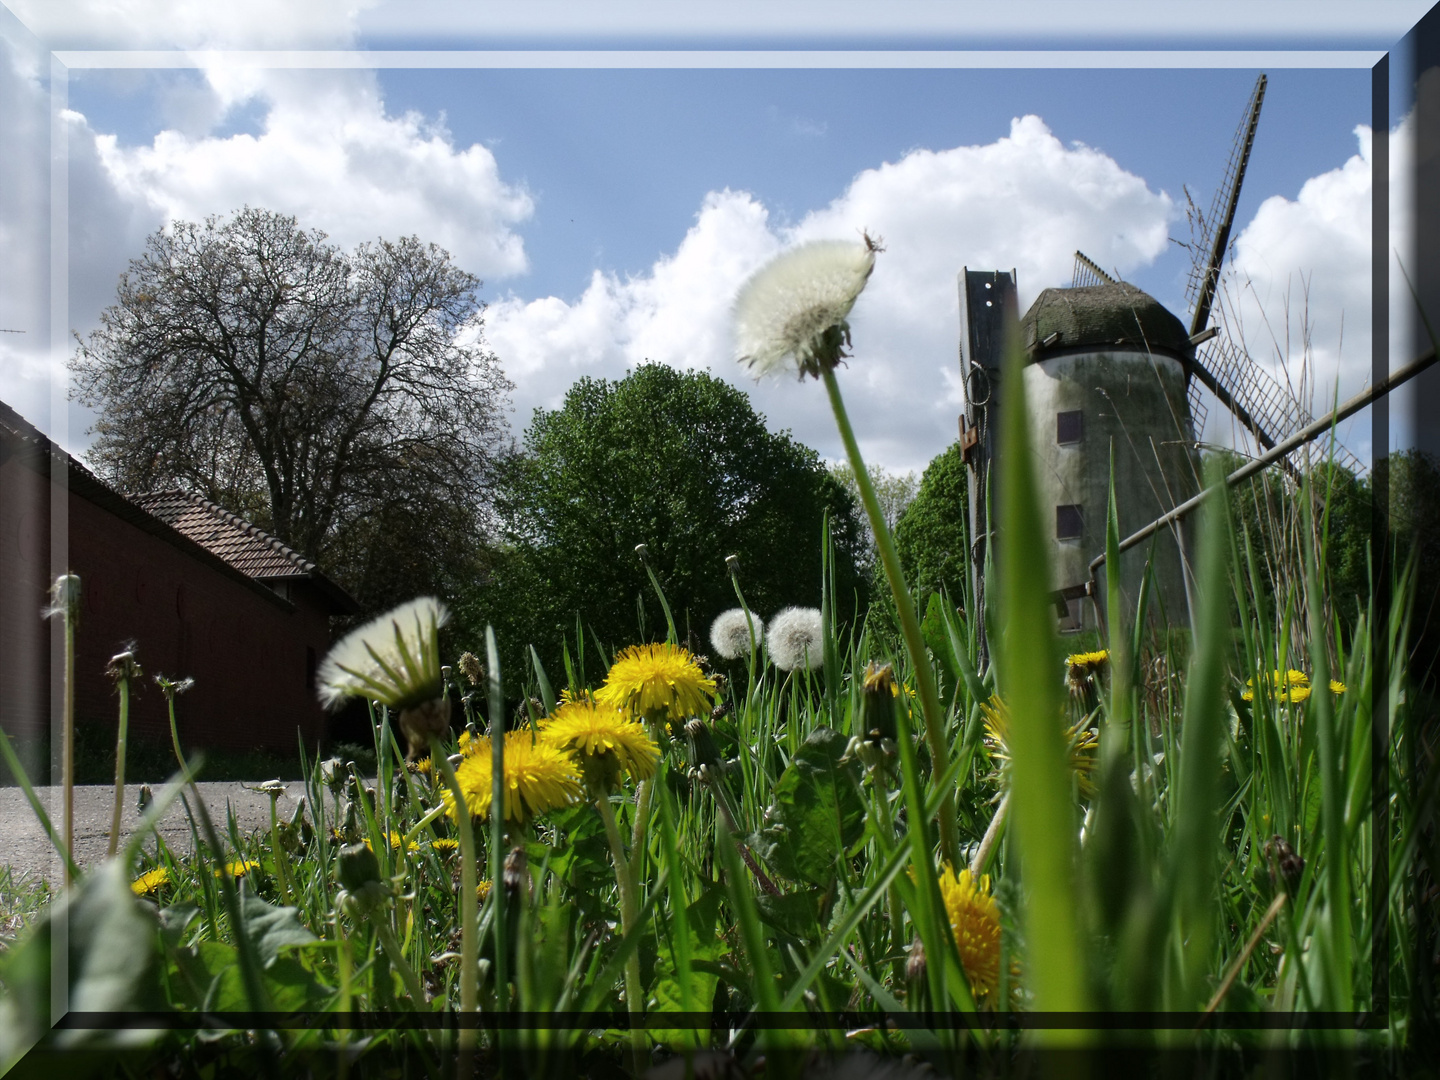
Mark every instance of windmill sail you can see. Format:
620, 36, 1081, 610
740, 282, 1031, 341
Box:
1183, 73, 1365, 475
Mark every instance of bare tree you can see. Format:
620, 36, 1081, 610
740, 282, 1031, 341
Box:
71, 208, 512, 590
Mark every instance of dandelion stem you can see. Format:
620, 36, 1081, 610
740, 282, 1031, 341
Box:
267, 795, 296, 906
970, 792, 1010, 878
821, 366, 961, 869
431, 739, 478, 1056
107, 674, 130, 857
595, 792, 645, 1075
374, 915, 430, 1007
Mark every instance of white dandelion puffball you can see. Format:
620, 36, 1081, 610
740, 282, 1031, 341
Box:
710, 608, 764, 661
733, 238, 877, 380
317, 596, 450, 710
767, 607, 825, 672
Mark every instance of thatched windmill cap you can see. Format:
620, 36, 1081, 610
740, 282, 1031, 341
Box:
1020, 282, 1192, 362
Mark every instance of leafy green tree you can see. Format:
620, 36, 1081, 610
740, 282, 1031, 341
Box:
467, 364, 866, 679
894, 442, 970, 607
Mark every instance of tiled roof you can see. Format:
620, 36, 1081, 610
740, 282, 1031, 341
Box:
131, 490, 314, 581
0, 398, 357, 615
0, 402, 295, 612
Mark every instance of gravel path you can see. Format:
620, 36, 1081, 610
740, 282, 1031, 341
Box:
1, 781, 309, 886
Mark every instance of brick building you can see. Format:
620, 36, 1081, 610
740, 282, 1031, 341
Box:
0, 399, 357, 771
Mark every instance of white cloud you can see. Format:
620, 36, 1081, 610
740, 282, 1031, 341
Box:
5, 0, 374, 49
488, 115, 1175, 473
92, 67, 535, 281
1219, 112, 1408, 464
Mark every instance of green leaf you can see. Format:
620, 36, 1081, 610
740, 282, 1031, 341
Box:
0, 860, 166, 1070
754, 891, 823, 940
920, 591, 959, 695
240, 891, 319, 969
750, 726, 865, 887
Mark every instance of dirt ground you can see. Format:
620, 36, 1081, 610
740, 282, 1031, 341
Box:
0, 780, 308, 886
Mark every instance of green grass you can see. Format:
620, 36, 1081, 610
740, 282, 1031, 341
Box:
0, 441, 1431, 1077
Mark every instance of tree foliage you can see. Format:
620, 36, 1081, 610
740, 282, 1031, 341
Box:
470, 364, 866, 676
70, 207, 511, 611
894, 441, 970, 606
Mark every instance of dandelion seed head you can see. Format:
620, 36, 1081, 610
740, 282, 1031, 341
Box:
767, 607, 825, 672
709, 608, 764, 661
733, 239, 877, 380
317, 597, 449, 711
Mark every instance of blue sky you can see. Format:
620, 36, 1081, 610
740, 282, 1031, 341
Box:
0, 1, 1426, 475
67, 64, 1371, 313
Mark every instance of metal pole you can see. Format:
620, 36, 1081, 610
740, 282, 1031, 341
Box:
1087, 345, 1439, 583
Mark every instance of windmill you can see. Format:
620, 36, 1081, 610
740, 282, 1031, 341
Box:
1177, 73, 1365, 478
958, 72, 1352, 646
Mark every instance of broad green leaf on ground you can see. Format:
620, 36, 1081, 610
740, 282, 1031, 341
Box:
750, 726, 865, 887
240, 890, 318, 968
0, 860, 166, 1070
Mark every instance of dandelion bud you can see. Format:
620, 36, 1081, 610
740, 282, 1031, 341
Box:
43, 573, 81, 622
905, 938, 927, 985
319, 757, 345, 792
456, 652, 485, 687
1265, 835, 1304, 897
634, 543, 649, 560
337, 841, 382, 894
859, 662, 900, 748
503, 845, 530, 905
725, 554, 741, 576
107, 648, 142, 684
136, 783, 153, 813
399, 696, 452, 760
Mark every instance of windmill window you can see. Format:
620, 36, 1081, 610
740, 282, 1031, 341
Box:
1057, 410, 1083, 444
1056, 504, 1083, 540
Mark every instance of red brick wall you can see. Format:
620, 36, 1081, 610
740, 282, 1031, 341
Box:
1, 458, 332, 762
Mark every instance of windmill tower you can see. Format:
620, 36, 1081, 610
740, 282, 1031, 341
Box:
959, 73, 1339, 641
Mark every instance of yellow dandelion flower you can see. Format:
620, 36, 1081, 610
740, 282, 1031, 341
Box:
1241, 670, 1311, 703
216, 859, 261, 879
430, 838, 459, 854
936, 864, 1003, 999
131, 867, 171, 896
1064, 649, 1109, 692
1330, 680, 1347, 695
594, 643, 716, 723
442, 730, 583, 825
363, 831, 420, 854
413, 757, 434, 777
541, 694, 660, 794
981, 694, 1098, 797
477, 880, 493, 902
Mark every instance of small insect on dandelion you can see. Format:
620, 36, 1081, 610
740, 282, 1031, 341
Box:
316, 597, 452, 757
734, 235, 881, 380
766, 607, 825, 672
